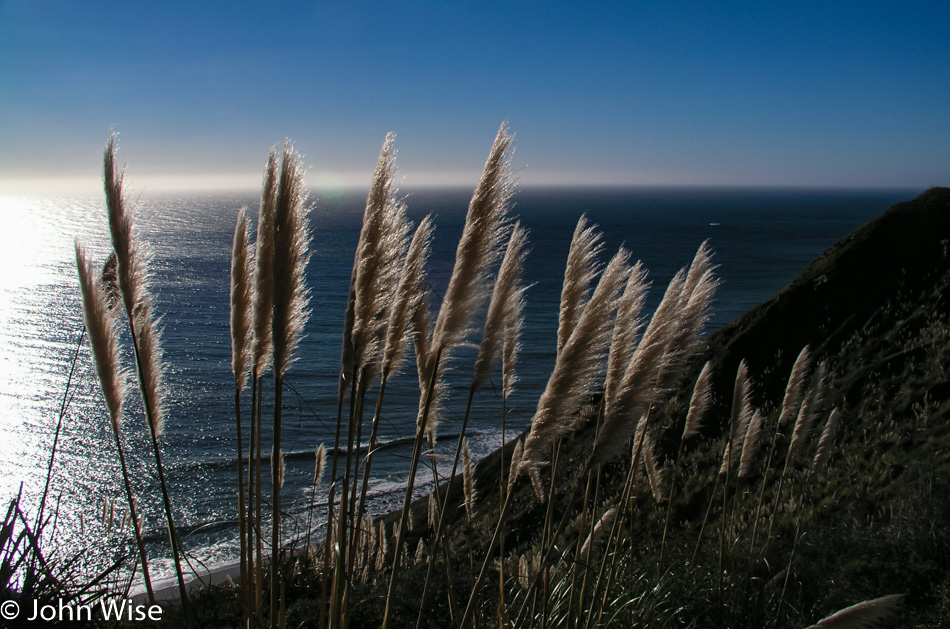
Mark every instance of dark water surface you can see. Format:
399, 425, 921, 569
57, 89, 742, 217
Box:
0, 185, 918, 586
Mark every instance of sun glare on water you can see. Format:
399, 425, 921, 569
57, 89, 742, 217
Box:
0, 195, 108, 498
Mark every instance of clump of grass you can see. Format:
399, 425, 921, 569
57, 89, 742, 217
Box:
50, 127, 945, 629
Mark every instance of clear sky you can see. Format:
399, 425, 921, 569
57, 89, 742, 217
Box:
1, 1, 948, 193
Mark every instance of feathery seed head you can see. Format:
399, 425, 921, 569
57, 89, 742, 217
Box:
789, 360, 827, 460
230, 207, 254, 391
811, 407, 840, 475
779, 346, 812, 425
557, 214, 604, 356
729, 360, 753, 463
580, 506, 618, 564
809, 593, 904, 628
682, 361, 713, 440
350, 134, 412, 383
522, 247, 630, 474
640, 429, 665, 503
472, 222, 529, 390
430, 121, 514, 359
134, 298, 166, 436
314, 444, 326, 486
738, 409, 765, 478
502, 283, 527, 399
252, 148, 279, 378
271, 142, 312, 378
604, 261, 649, 410
507, 438, 523, 496
382, 215, 434, 380
593, 258, 703, 466
76, 241, 127, 431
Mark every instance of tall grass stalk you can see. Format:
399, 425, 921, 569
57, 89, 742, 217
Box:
248, 145, 278, 625
269, 142, 311, 627
229, 207, 253, 619
766, 360, 826, 549
748, 345, 811, 556
75, 243, 155, 603
103, 137, 190, 622
416, 223, 528, 622
382, 122, 513, 629
659, 360, 712, 563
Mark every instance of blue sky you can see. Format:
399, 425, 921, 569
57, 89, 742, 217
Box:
1, 1, 948, 193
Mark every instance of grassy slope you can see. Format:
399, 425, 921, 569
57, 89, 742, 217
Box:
179, 187, 950, 628
416, 187, 950, 627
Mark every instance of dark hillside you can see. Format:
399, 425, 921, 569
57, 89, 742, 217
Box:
399, 187, 950, 628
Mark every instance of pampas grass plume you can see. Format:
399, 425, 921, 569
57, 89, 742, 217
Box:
604, 261, 649, 409
807, 593, 904, 628
522, 247, 630, 473
313, 444, 326, 487
271, 142, 311, 378
429, 121, 513, 362
682, 361, 712, 440
230, 207, 254, 392
508, 438, 523, 496
462, 438, 475, 518
779, 346, 812, 425
472, 222, 528, 390
811, 408, 839, 475
252, 148, 279, 378
789, 361, 827, 460
349, 134, 411, 380
738, 409, 764, 478
75, 241, 126, 429
557, 214, 604, 356
579, 506, 617, 564
382, 215, 434, 380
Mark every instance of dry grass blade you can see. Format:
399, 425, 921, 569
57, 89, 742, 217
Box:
807, 593, 904, 628
271, 142, 311, 377
473, 222, 529, 390
557, 214, 604, 356
231, 207, 254, 392
521, 248, 630, 474
75, 241, 126, 430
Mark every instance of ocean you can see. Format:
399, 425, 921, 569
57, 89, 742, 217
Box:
0, 185, 918, 589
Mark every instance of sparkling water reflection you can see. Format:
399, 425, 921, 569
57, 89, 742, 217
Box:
0, 186, 917, 589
